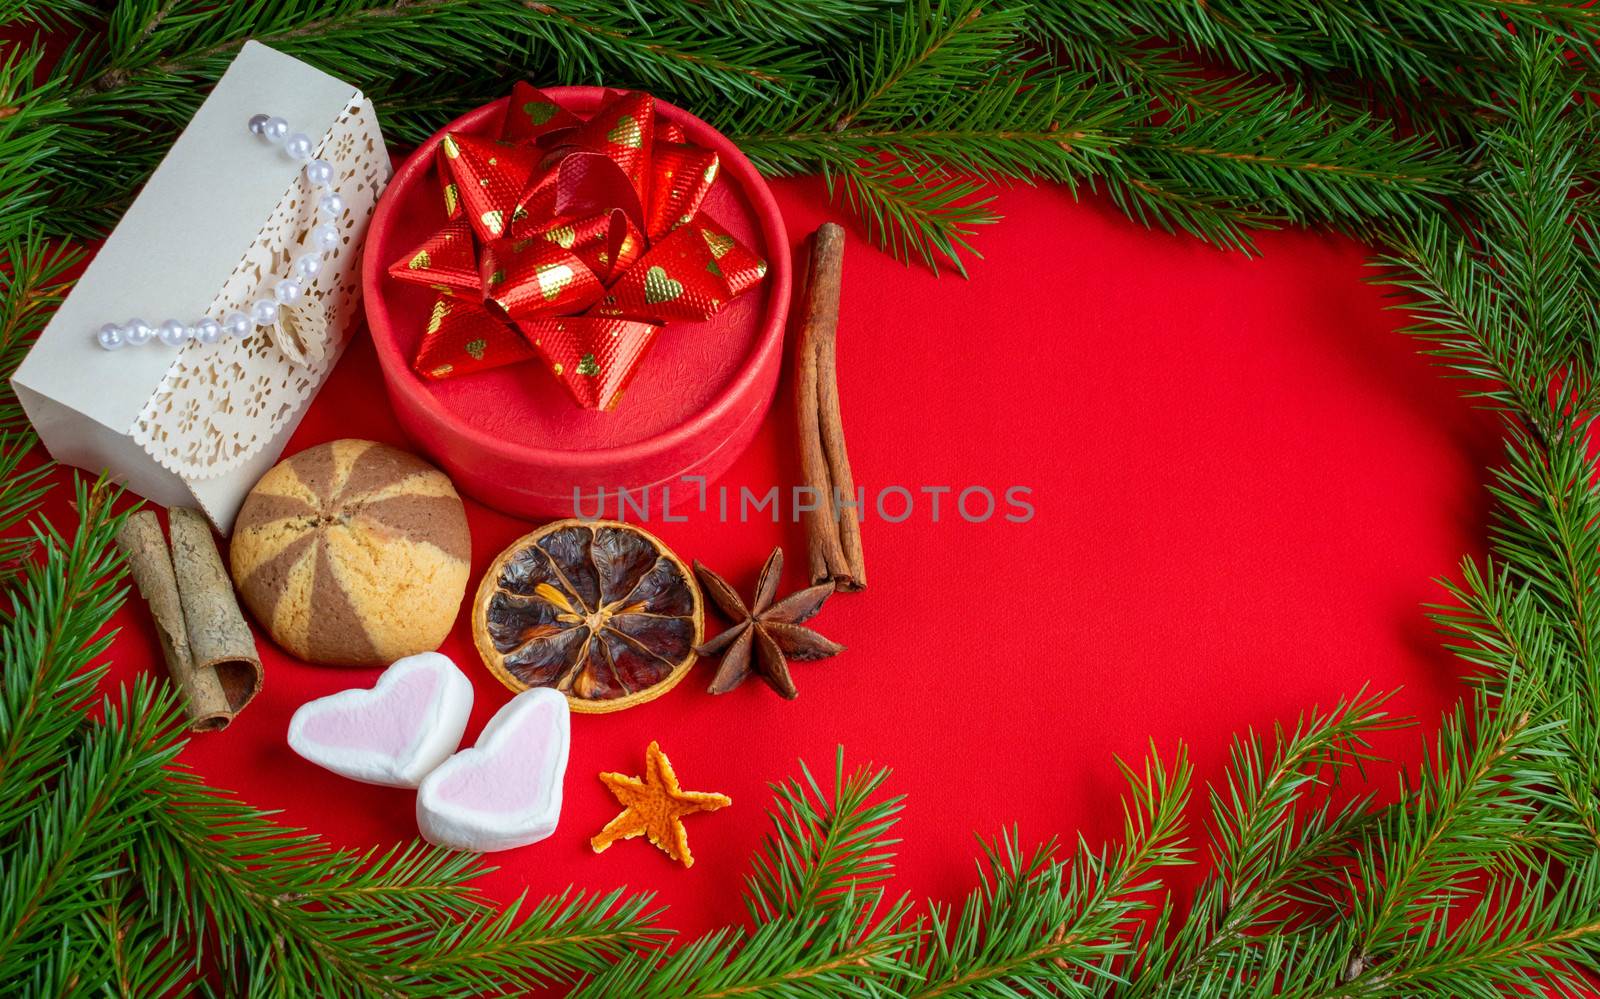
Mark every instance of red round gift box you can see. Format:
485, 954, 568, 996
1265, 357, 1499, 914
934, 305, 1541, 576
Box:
363, 87, 791, 519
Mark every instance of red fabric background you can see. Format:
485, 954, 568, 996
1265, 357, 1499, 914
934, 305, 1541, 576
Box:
72, 175, 1500, 950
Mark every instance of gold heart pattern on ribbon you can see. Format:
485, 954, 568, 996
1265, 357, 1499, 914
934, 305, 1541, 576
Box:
644, 266, 683, 304
389, 83, 768, 410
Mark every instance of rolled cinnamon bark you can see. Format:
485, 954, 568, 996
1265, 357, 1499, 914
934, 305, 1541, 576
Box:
115, 509, 262, 731
168, 508, 262, 725
115, 512, 201, 715
795, 223, 866, 591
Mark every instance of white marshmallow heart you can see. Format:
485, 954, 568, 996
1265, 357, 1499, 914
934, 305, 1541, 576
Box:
287, 652, 473, 788
417, 687, 570, 852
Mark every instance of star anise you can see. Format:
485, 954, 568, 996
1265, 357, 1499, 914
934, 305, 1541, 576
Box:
693, 547, 844, 698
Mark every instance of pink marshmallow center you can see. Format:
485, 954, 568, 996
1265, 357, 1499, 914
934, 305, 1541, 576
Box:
435, 697, 561, 812
300, 669, 438, 757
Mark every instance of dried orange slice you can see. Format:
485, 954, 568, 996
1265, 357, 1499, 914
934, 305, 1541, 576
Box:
472, 519, 703, 712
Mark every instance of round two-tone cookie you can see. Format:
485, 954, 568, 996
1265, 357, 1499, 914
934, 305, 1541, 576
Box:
229, 439, 471, 666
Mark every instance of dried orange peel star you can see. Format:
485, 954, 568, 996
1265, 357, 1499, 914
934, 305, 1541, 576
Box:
591, 741, 730, 867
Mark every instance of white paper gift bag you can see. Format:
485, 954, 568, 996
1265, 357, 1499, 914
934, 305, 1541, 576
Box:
13, 42, 390, 534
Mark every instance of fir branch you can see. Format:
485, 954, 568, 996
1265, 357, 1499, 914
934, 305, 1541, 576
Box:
0, 676, 182, 995
1097, 172, 1269, 256
823, 158, 997, 277
6, 0, 1553, 270
136, 769, 662, 997
1359, 860, 1600, 998
1483, 427, 1600, 677
0, 438, 49, 588
910, 839, 1122, 999
1380, 39, 1600, 876
1379, 216, 1558, 427
701, 0, 893, 46
1120, 90, 1457, 236
0, 480, 129, 844
574, 899, 918, 999
572, 890, 917, 998
732, 68, 1133, 271
1043, 35, 1462, 249
514, 2, 818, 102
92, 877, 196, 999
1036, 0, 1600, 117
744, 747, 904, 922
1204, 691, 1400, 901
574, 752, 919, 999
1433, 556, 1600, 855
907, 741, 1191, 998
0, 47, 74, 246
1327, 699, 1569, 987
732, 69, 1132, 186
1379, 34, 1596, 438
1119, 695, 1401, 998
0, 233, 78, 585
406, 887, 666, 994
734, 12, 1462, 265
0, 232, 80, 432
1281, 863, 1600, 998
1471, 44, 1596, 379
832, 0, 1021, 130
9, 0, 827, 237
90, 0, 817, 103
0, 0, 92, 27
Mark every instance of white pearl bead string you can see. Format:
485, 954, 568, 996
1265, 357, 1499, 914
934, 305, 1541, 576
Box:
94, 113, 349, 352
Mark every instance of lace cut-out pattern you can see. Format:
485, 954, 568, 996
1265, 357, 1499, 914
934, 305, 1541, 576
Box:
132, 99, 390, 481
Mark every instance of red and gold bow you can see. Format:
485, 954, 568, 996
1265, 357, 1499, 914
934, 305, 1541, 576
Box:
388, 84, 768, 409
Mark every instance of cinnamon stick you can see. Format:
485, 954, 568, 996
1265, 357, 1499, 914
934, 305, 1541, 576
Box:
168, 509, 262, 721
115, 512, 200, 716
116, 509, 262, 731
795, 223, 866, 591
